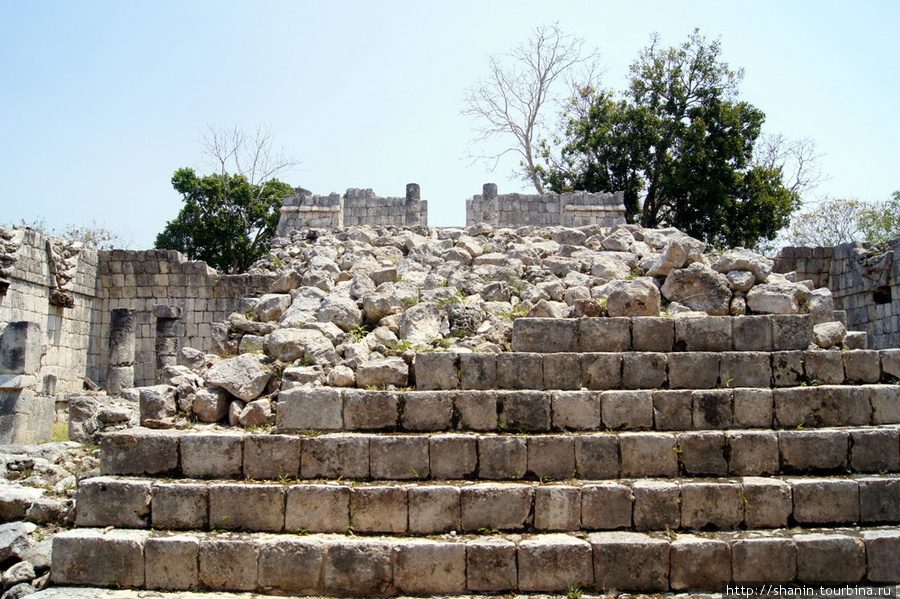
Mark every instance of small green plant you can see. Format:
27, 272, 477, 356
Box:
477, 526, 500, 535
296, 527, 310, 535
567, 583, 584, 599
663, 526, 677, 539
410, 466, 421, 479
349, 324, 371, 342
401, 296, 419, 308
740, 492, 751, 509
496, 414, 506, 432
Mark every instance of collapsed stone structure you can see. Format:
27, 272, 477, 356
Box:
466, 183, 626, 228
277, 184, 427, 233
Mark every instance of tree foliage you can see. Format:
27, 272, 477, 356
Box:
2, 217, 130, 249
463, 24, 601, 193
539, 30, 803, 249
788, 192, 900, 247
155, 125, 298, 273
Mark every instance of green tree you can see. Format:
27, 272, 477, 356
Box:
859, 191, 900, 245
156, 125, 298, 273
156, 168, 292, 273
539, 30, 804, 248
788, 192, 900, 247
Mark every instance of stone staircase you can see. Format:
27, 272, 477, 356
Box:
50, 315, 900, 595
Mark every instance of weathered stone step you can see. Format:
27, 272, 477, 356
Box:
75, 475, 900, 534
51, 527, 900, 594
100, 427, 900, 481
413, 348, 899, 391
511, 315, 819, 354
278, 385, 900, 433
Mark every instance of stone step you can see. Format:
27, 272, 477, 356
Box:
50, 527, 900, 594
100, 427, 900, 481
277, 385, 900, 433
511, 315, 820, 354
75, 474, 900, 535
413, 348, 898, 391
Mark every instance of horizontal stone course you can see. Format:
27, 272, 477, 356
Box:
76, 474, 900, 534
52, 527, 899, 593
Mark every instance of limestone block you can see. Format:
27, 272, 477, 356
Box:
675, 316, 732, 351
534, 485, 580, 530
199, 536, 259, 591
399, 391, 451, 431
512, 317, 576, 352
394, 539, 466, 594
581, 483, 632, 530
181, 433, 243, 479
632, 480, 680, 530
774, 386, 870, 428
355, 357, 408, 387
350, 486, 408, 533
720, 352, 771, 387
726, 431, 779, 475
145, 535, 200, 591
631, 317, 674, 352
693, 390, 733, 429
843, 349, 881, 383
342, 390, 397, 430
100, 429, 179, 475
429, 434, 477, 479
741, 477, 792, 528
0, 322, 42, 375
466, 537, 517, 591
527, 436, 575, 479
409, 486, 460, 534
301, 433, 369, 479
552, 391, 602, 430
51, 529, 148, 587
795, 534, 865, 583
681, 482, 743, 529
771, 314, 813, 350
772, 351, 804, 387
731, 537, 796, 582
667, 352, 719, 389
496, 353, 543, 389
151, 482, 209, 530
870, 384, 900, 424
661, 264, 731, 316
590, 531, 670, 592
258, 537, 324, 595
802, 350, 845, 384
454, 391, 497, 431
518, 534, 592, 592
880, 348, 900, 380
581, 353, 622, 390
243, 434, 300, 480
461, 483, 533, 531
621, 353, 667, 389
678, 432, 727, 476
732, 315, 773, 351
369, 435, 429, 479
844, 330, 868, 349
732, 388, 773, 428
542, 353, 584, 390
76, 477, 151, 528
862, 530, 900, 583
498, 390, 550, 431
791, 478, 859, 524
139, 384, 176, 426
669, 535, 731, 591
859, 477, 900, 523
204, 353, 271, 400
851, 429, 900, 472
478, 435, 527, 479
276, 387, 343, 431
323, 538, 394, 596
620, 432, 678, 477
209, 483, 285, 532
602, 390, 653, 429
285, 485, 349, 533
779, 430, 848, 473
578, 317, 631, 352
652, 390, 693, 430
458, 353, 497, 389
575, 433, 619, 479
413, 352, 459, 390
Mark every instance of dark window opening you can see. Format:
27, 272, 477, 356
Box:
873, 286, 892, 305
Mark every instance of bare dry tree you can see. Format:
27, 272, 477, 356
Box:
201, 123, 300, 190
754, 133, 827, 198
463, 24, 602, 194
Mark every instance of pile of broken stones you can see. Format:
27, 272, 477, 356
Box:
137, 222, 855, 430
0, 442, 97, 598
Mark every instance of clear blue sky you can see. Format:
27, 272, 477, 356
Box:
2, 0, 898, 248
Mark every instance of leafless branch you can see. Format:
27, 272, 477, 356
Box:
754, 133, 827, 198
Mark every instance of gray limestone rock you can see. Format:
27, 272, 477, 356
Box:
660, 263, 732, 315
203, 354, 272, 400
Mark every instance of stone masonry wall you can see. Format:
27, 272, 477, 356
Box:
466, 184, 626, 228
277, 184, 427, 234
775, 240, 900, 349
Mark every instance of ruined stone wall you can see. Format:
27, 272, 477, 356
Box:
277, 184, 427, 234
775, 240, 900, 349
466, 183, 626, 228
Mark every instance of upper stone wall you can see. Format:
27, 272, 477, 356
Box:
466, 183, 626, 228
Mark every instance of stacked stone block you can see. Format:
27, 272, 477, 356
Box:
277, 185, 428, 234
466, 183, 626, 228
